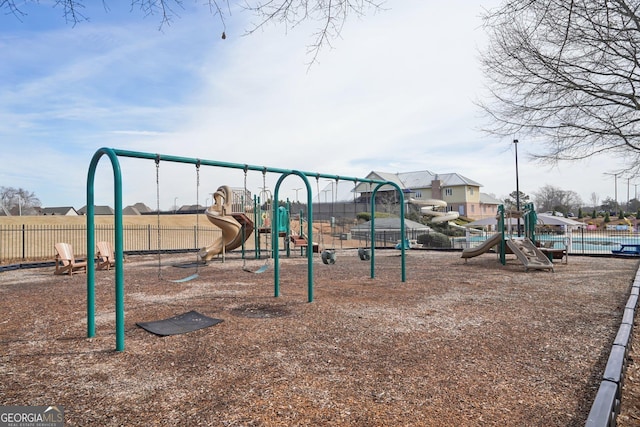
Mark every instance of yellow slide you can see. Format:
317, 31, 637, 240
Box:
461, 233, 502, 259
198, 185, 254, 262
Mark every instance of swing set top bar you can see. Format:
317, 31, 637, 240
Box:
112, 148, 392, 185
87, 147, 406, 352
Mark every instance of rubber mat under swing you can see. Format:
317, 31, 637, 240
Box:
136, 310, 223, 336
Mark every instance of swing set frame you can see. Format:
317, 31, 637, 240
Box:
86, 147, 406, 351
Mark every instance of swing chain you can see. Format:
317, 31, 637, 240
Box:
195, 160, 201, 270
155, 155, 162, 279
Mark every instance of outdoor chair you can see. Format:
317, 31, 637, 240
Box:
96, 241, 115, 270
54, 242, 87, 275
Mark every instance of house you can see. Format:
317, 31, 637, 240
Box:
123, 206, 141, 215
131, 202, 152, 214
177, 204, 205, 214
77, 205, 114, 215
8, 205, 41, 216
478, 193, 503, 219
355, 170, 500, 220
42, 206, 79, 216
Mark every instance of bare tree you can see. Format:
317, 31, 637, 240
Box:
533, 184, 582, 214
1, 0, 382, 64
479, 0, 640, 174
0, 186, 41, 214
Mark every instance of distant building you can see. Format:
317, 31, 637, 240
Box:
123, 206, 141, 215
122, 203, 154, 215
355, 170, 500, 220
77, 205, 114, 215
177, 204, 205, 214
131, 202, 152, 213
42, 207, 79, 216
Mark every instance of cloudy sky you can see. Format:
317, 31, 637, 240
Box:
0, 1, 630, 211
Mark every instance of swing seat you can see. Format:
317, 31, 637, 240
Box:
169, 273, 199, 283
243, 265, 269, 274
321, 249, 337, 265
358, 247, 370, 261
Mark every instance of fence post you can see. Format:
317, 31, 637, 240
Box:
148, 224, 151, 251
22, 224, 25, 261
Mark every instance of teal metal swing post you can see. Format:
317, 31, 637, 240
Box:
86, 147, 406, 352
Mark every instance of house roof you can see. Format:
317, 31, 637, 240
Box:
77, 205, 114, 215
42, 206, 78, 215
479, 193, 502, 205
132, 202, 152, 213
9, 206, 41, 216
355, 170, 483, 193
177, 204, 204, 213
123, 206, 141, 215
352, 171, 405, 193
400, 171, 482, 189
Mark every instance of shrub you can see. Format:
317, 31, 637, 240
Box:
417, 231, 452, 248
357, 212, 370, 222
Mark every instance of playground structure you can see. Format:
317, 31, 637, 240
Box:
198, 185, 254, 262
408, 198, 460, 224
86, 148, 407, 351
461, 203, 555, 272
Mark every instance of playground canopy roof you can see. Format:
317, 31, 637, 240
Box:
536, 214, 584, 227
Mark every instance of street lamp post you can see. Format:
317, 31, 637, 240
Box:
322, 189, 330, 203
323, 180, 335, 203
173, 197, 178, 214
627, 178, 630, 212
293, 188, 302, 202
514, 139, 521, 237
604, 173, 619, 214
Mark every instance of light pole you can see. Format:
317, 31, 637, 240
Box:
627, 178, 630, 212
514, 139, 521, 237
322, 189, 330, 203
604, 173, 619, 214
324, 180, 335, 203
293, 188, 302, 202
173, 197, 178, 214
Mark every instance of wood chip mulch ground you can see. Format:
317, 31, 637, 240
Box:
0, 250, 638, 426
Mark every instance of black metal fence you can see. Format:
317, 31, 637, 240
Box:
350, 228, 433, 248
3, 222, 639, 265
0, 224, 221, 265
